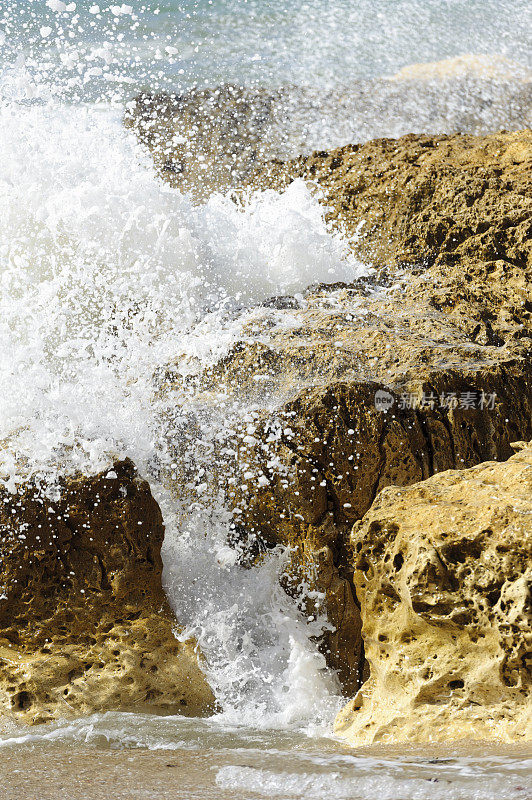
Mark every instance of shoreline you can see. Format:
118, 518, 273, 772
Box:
1, 732, 530, 800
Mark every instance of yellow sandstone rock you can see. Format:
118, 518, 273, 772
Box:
258, 129, 532, 341
335, 444, 532, 744
156, 129, 532, 693
388, 54, 532, 82
0, 459, 215, 724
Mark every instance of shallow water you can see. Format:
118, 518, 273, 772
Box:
0, 714, 530, 800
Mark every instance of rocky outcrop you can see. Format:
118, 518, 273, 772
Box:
389, 54, 532, 82
156, 129, 532, 695
335, 442, 532, 744
125, 85, 282, 199
259, 130, 532, 341
131, 115, 531, 342
0, 458, 215, 724
159, 284, 532, 693
125, 83, 532, 199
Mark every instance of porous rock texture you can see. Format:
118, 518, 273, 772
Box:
155, 129, 532, 695
335, 443, 532, 744
0, 458, 215, 724
193, 301, 532, 691
159, 288, 532, 693
260, 129, 532, 341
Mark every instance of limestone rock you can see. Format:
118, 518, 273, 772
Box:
159, 286, 532, 693
204, 131, 531, 691
0, 458, 215, 724
388, 55, 532, 82
335, 444, 532, 744
258, 130, 532, 340
126, 87, 532, 200
154, 129, 532, 695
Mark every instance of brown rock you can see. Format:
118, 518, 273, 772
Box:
206, 130, 532, 691
154, 129, 532, 695
335, 443, 532, 744
126, 85, 532, 200
159, 287, 532, 693
257, 130, 532, 341
0, 458, 215, 724
124, 86, 282, 199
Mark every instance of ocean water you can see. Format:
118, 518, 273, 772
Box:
0, 715, 531, 799
0, 1, 531, 798
1, 0, 531, 96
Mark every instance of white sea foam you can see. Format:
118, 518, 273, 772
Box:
215, 763, 532, 800
0, 78, 362, 481
161, 498, 342, 729
1, 711, 529, 800
0, 66, 362, 728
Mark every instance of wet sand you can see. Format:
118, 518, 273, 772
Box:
0, 742, 247, 800
1, 739, 531, 800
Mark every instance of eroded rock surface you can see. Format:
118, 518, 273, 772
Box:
0, 459, 215, 724
158, 283, 532, 693
335, 443, 532, 744
155, 129, 532, 694
125, 84, 532, 199
260, 129, 532, 341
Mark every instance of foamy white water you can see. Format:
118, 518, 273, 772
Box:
0, 713, 530, 800
0, 60, 363, 734
0, 74, 360, 477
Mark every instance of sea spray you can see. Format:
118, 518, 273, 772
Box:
0, 63, 363, 726
0, 3, 531, 796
